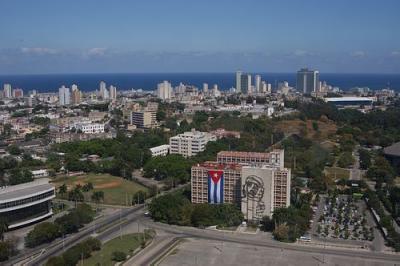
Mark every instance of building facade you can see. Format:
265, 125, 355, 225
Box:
58, 85, 71, 106
191, 150, 291, 221
75, 122, 105, 134
0, 179, 55, 229
296, 68, 320, 94
131, 111, 153, 129
217, 150, 284, 168
170, 129, 217, 157
150, 144, 170, 157
156, 80, 173, 100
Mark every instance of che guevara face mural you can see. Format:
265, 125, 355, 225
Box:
242, 175, 266, 220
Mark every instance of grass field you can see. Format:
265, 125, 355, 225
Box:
52, 173, 149, 206
84, 233, 146, 266
325, 167, 350, 180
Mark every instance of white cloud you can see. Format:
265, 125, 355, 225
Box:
391, 51, 400, 57
86, 47, 107, 56
293, 50, 310, 57
21, 47, 58, 55
351, 51, 366, 58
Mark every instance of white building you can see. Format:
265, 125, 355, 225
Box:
58, 85, 71, 106
156, 81, 173, 100
169, 129, 217, 157
31, 169, 49, 178
3, 83, 12, 98
150, 144, 170, 157
75, 122, 105, 134
0, 179, 55, 229
255, 75, 261, 93
109, 85, 117, 100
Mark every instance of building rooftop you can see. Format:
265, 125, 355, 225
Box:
384, 142, 400, 157
0, 179, 54, 202
324, 97, 376, 102
217, 150, 281, 158
193, 161, 242, 171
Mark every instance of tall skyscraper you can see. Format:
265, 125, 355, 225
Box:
99, 81, 109, 99
240, 74, 251, 94
156, 81, 173, 100
71, 85, 81, 104
203, 83, 208, 93
109, 85, 117, 100
58, 85, 71, 106
236, 71, 242, 93
296, 68, 320, 94
3, 84, 12, 98
255, 75, 261, 93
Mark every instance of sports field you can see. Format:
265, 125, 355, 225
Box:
52, 173, 149, 206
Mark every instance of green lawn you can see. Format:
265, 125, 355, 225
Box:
52, 173, 148, 206
84, 233, 145, 266
325, 167, 350, 180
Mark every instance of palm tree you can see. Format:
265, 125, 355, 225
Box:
58, 183, 67, 198
91, 191, 104, 212
0, 217, 8, 241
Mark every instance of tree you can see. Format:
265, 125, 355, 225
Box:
0, 218, 8, 241
273, 224, 290, 242
8, 168, 33, 185
6, 145, 21, 155
58, 184, 67, 197
91, 191, 104, 205
82, 182, 94, 192
337, 152, 355, 168
25, 222, 61, 248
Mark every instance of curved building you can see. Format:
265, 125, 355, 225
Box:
0, 179, 55, 229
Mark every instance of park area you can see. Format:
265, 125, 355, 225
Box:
84, 232, 152, 266
52, 173, 149, 206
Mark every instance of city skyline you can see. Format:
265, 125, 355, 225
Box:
0, 0, 400, 74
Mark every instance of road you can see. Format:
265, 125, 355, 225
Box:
136, 216, 400, 264
6, 205, 144, 266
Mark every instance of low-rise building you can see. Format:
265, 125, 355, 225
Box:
75, 122, 105, 134
150, 144, 170, 157
31, 169, 49, 178
0, 179, 55, 229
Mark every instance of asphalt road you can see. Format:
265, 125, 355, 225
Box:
7, 205, 144, 266
139, 217, 400, 264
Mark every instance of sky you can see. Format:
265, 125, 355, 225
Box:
0, 0, 399, 74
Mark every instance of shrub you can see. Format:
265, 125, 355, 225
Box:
25, 222, 61, 248
111, 251, 127, 262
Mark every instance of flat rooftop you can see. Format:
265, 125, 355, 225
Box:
384, 142, 400, 157
192, 161, 242, 171
0, 179, 54, 202
324, 97, 376, 102
217, 150, 282, 158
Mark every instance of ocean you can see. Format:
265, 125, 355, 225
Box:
0, 73, 399, 92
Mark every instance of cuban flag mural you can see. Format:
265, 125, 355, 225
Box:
208, 170, 224, 204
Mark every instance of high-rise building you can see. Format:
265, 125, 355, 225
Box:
109, 85, 117, 100
296, 68, 320, 94
58, 85, 71, 106
3, 84, 12, 98
255, 75, 261, 93
12, 88, 24, 98
71, 85, 81, 105
203, 83, 208, 93
156, 81, 173, 100
169, 129, 217, 157
236, 71, 242, 93
240, 74, 251, 94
